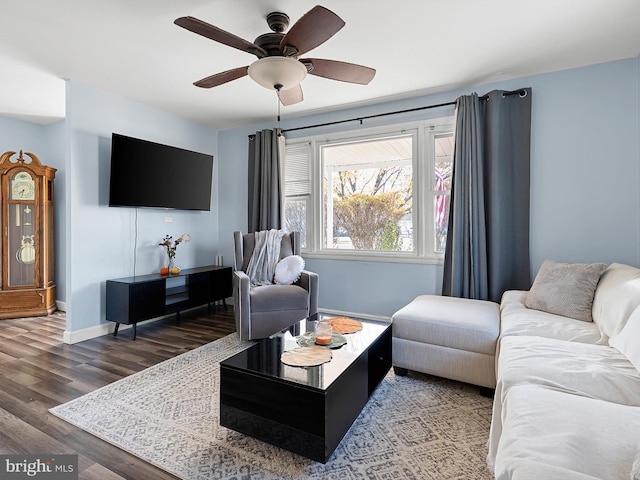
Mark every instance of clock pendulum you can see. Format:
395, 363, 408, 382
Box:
16, 205, 35, 264
16, 234, 35, 264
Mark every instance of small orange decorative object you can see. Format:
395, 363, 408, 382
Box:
170, 266, 181, 275
315, 319, 333, 345
160, 267, 169, 275
315, 334, 332, 345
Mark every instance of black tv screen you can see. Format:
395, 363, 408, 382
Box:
109, 134, 214, 211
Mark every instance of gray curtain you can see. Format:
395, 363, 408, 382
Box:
442, 88, 532, 302
248, 128, 284, 232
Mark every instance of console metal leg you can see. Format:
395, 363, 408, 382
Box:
113, 323, 120, 337
132, 323, 137, 340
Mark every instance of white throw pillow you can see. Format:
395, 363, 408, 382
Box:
592, 263, 640, 339
274, 255, 305, 285
610, 306, 640, 372
525, 260, 607, 322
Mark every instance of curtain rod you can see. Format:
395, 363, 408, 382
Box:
282, 101, 455, 133
282, 88, 527, 134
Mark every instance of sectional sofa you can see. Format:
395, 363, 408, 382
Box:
489, 261, 640, 480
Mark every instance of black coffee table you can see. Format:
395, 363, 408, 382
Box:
219, 315, 392, 463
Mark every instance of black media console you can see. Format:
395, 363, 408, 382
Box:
105, 265, 232, 339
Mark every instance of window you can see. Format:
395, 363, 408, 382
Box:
322, 134, 414, 252
284, 118, 454, 263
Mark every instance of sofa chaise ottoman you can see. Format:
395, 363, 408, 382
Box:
391, 294, 500, 389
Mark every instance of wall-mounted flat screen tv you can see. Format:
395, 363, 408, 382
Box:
109, 133, 214, 211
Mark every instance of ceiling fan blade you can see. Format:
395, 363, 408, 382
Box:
301, 58, 376, 85
174, 17, 267, 57
280, 6, 345, 56
193, 66, 249, 88
278, 84, 304, 106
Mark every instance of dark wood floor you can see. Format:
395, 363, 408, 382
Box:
0, 306, 236, 479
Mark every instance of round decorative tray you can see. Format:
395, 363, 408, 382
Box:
281, 346, 333, 367
329, 317, 363, 334
297, 332, 347, 349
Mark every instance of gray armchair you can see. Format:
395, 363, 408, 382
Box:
233, 231, 318, 340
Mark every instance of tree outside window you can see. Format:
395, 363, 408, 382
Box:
322, 135, 413, 252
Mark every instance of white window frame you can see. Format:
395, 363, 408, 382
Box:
284, 117, 454, 264
283, 195, 310, 248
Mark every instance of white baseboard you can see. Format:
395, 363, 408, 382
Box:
318, 308, 391, 323
62, 316, 168, 345
56, 300, 67, 312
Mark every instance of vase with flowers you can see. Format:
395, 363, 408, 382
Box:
159, 233, 191, 275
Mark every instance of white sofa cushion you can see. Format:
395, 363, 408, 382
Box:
610, 305, 640, 372
592, 262, 640, 339
488, 335, 640, 467
500, 291, 605, 345
495, 461, 604, 480
494, 384, 640, 480
497, 335, 640, 405
632, 443, 640, 480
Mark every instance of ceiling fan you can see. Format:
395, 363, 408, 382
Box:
174, 5, 376, 106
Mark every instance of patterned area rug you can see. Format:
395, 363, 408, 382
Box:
50, 334, 494, 479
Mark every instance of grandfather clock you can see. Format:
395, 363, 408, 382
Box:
0, 150, 56, 319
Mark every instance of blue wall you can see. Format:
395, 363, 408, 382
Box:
0, 116, 48, 152
64, 81, 221, 333
43, 120, 67, 302
219, 57, 640, 318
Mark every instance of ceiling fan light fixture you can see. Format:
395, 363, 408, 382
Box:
248, 56, 307, 91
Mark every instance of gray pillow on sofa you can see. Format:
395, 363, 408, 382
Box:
525, 260, 607, 322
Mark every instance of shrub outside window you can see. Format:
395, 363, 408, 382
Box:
284, 118, 453, 263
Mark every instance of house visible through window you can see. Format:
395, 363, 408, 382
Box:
284, 118, 454, 263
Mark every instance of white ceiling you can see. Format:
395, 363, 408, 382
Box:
2, 0, 640, 131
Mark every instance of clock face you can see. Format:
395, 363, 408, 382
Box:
11, 172, 35, 200
12, 182, 35, 200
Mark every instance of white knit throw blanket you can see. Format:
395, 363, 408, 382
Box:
246, 229, 285, 285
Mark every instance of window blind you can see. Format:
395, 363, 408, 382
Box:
284, 142, 311, 197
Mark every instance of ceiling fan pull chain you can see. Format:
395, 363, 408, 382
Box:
275, 84, 282, 125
